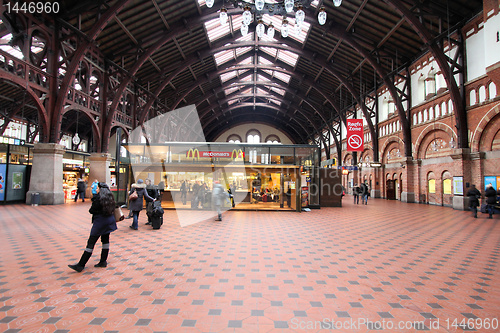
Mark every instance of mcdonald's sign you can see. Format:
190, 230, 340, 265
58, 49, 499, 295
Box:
231, 149, 245, 159
186, 149, 200, 159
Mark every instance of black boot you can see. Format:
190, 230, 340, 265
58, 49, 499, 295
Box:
95, 249, 109, 267
69, 250, 92, 272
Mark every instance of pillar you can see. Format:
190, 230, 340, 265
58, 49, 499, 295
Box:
26, 143, 65, 205
451, 148, 472, 210
89, 153, 113, 186
401, 157, 417, 203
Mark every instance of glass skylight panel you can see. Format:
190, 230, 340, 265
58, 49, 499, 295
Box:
311, 0, 320, 8
277, 49, 299, 66
257, 74, 271, 82
0, 33, 23, 59
240, 87, 253, 94
239, 73, 253, 82
238, 56, 253, 66
205, 17, 231, 42
258, 56, 273, 65
235, 46, 252, 58
261, 46, 278, 58
256, 87, 268, 95
227, 99, 238, 106
221, 70, 238, 83
214, 49, 234, 66
270, 98, 281, 106
273, 71, 291, 83
224, 87, 239, 96
270, 87, 286, 96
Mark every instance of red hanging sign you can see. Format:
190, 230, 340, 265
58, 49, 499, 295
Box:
346, 119, 364, 152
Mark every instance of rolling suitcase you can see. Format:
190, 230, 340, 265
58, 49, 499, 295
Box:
150, 200, 164, 230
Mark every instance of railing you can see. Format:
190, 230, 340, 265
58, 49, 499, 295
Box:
0, 49, 50, 90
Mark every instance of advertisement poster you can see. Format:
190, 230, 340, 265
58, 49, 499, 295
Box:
301, 186, 309, 207
0, 164, 5, 201
453, 176, 463, 195
484, 176, 497, 190
12, 172, 22, 189
346, 119, 364, 152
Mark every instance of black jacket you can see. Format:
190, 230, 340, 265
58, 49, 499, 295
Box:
466, 188, 481, 207
76, 180, 86, 193
485, 186, 497, 205
89, 194, 117, 236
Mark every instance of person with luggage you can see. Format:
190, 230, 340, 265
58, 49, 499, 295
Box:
466, 184, 481, 218
128, 179, 155, 230
68, 182, 117, 272
145, 179, 159, 226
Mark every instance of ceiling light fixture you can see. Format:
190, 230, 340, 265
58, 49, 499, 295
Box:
215, 0, 342, 39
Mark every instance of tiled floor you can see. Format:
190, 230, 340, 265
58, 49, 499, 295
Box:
0, 198, 499, 332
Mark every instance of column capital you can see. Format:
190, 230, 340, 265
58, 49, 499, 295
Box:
89, 152, 113, 162
450, 148, 471, 160
32, 142, 66, 155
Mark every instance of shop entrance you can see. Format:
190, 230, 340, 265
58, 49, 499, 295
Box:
386, 180, 396, 200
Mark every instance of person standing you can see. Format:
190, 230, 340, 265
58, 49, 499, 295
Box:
466, 184, 481, 218
68, 182, 117, 272
212, 181, 228, 221
360, 182, 369, 205
144, 179, 158, 226
74, 178, 86, 202
180, 180, 187, 205
353, 184, 360, 204
485, 183, 497, 219
91, 179, 99, 198
128, 179, 155, 230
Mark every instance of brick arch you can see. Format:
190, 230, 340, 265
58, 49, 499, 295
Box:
343, 152, 354, 165
413, 122, 456, 159
360, 145, 374, 163
471, 102, 500, 152
379, 135, 404, 163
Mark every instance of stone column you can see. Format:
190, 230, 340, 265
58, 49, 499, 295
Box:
26, 143, 65, 205
401, 157, 417, 203
451, 148, 472, 210
89, 153, 113, 186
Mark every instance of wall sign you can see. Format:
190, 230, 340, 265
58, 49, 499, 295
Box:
346, 119, 364, 152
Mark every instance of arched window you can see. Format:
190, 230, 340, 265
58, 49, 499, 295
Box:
488, 82, 497, 99
479, 85, 487, 103
265, 134, 281, 144
423, 109, 428, 122
227, 134, 242, 143
469, 89, 477, 106
441, 101, 447, 115
418, 112, 422, 123
413, 114, 417, 125
246, 130, 260, 143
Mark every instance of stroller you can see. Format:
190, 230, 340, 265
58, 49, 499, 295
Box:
148, 200, 164, 230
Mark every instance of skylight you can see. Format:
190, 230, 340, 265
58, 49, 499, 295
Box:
0, 33, 24, 59
260, 46, 299, 67
270, 87, 286, 96
205, 17, 230, 42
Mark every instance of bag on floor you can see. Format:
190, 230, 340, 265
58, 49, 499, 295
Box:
113, 207, 125, 221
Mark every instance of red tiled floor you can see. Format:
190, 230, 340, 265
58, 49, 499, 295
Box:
0, 198, 499, 332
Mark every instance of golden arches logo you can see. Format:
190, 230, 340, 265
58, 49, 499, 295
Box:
186, 148, 199, 159
231, 149, 244, 159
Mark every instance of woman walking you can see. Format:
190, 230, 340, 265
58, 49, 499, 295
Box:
68, 182, 117, 272
128, 179, 155, 230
